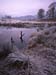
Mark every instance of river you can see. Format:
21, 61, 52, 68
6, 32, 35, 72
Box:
0, 26, 37, 49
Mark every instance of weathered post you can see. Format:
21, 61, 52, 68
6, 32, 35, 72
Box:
20, 31, 24, 43
11, 37, 14, 49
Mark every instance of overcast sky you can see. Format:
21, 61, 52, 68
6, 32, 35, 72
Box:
0, 0, 55, 16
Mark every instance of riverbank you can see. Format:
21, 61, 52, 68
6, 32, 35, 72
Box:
0, 24, 56, 75
0, 19, 56, 28
25, 25, 56, 75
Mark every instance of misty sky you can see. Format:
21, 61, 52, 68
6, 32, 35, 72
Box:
0, 0, 55, 16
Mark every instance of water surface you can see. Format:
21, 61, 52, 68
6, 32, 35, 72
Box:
0, 26, 37, 49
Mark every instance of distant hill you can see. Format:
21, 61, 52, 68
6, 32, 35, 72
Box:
0, 13, 7, 19
0, 14, 37, 21
15, 15, 37, 21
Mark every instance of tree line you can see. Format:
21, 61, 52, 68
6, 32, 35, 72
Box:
37, 2, 56, 20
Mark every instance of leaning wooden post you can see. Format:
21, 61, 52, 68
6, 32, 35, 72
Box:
20, 31, 25, 42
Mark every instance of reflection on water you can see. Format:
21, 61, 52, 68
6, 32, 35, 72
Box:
0, 26, 37, 49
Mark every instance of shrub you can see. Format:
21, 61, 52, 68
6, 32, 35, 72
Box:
44, 31, 50, 35
0, 43, 11, 59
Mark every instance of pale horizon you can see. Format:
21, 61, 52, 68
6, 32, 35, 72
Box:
0, 0, 55, 17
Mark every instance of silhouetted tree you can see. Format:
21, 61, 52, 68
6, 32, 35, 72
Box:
47, 2, 56, 19
51, 7, 55, 18
38, 9, 45, 19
